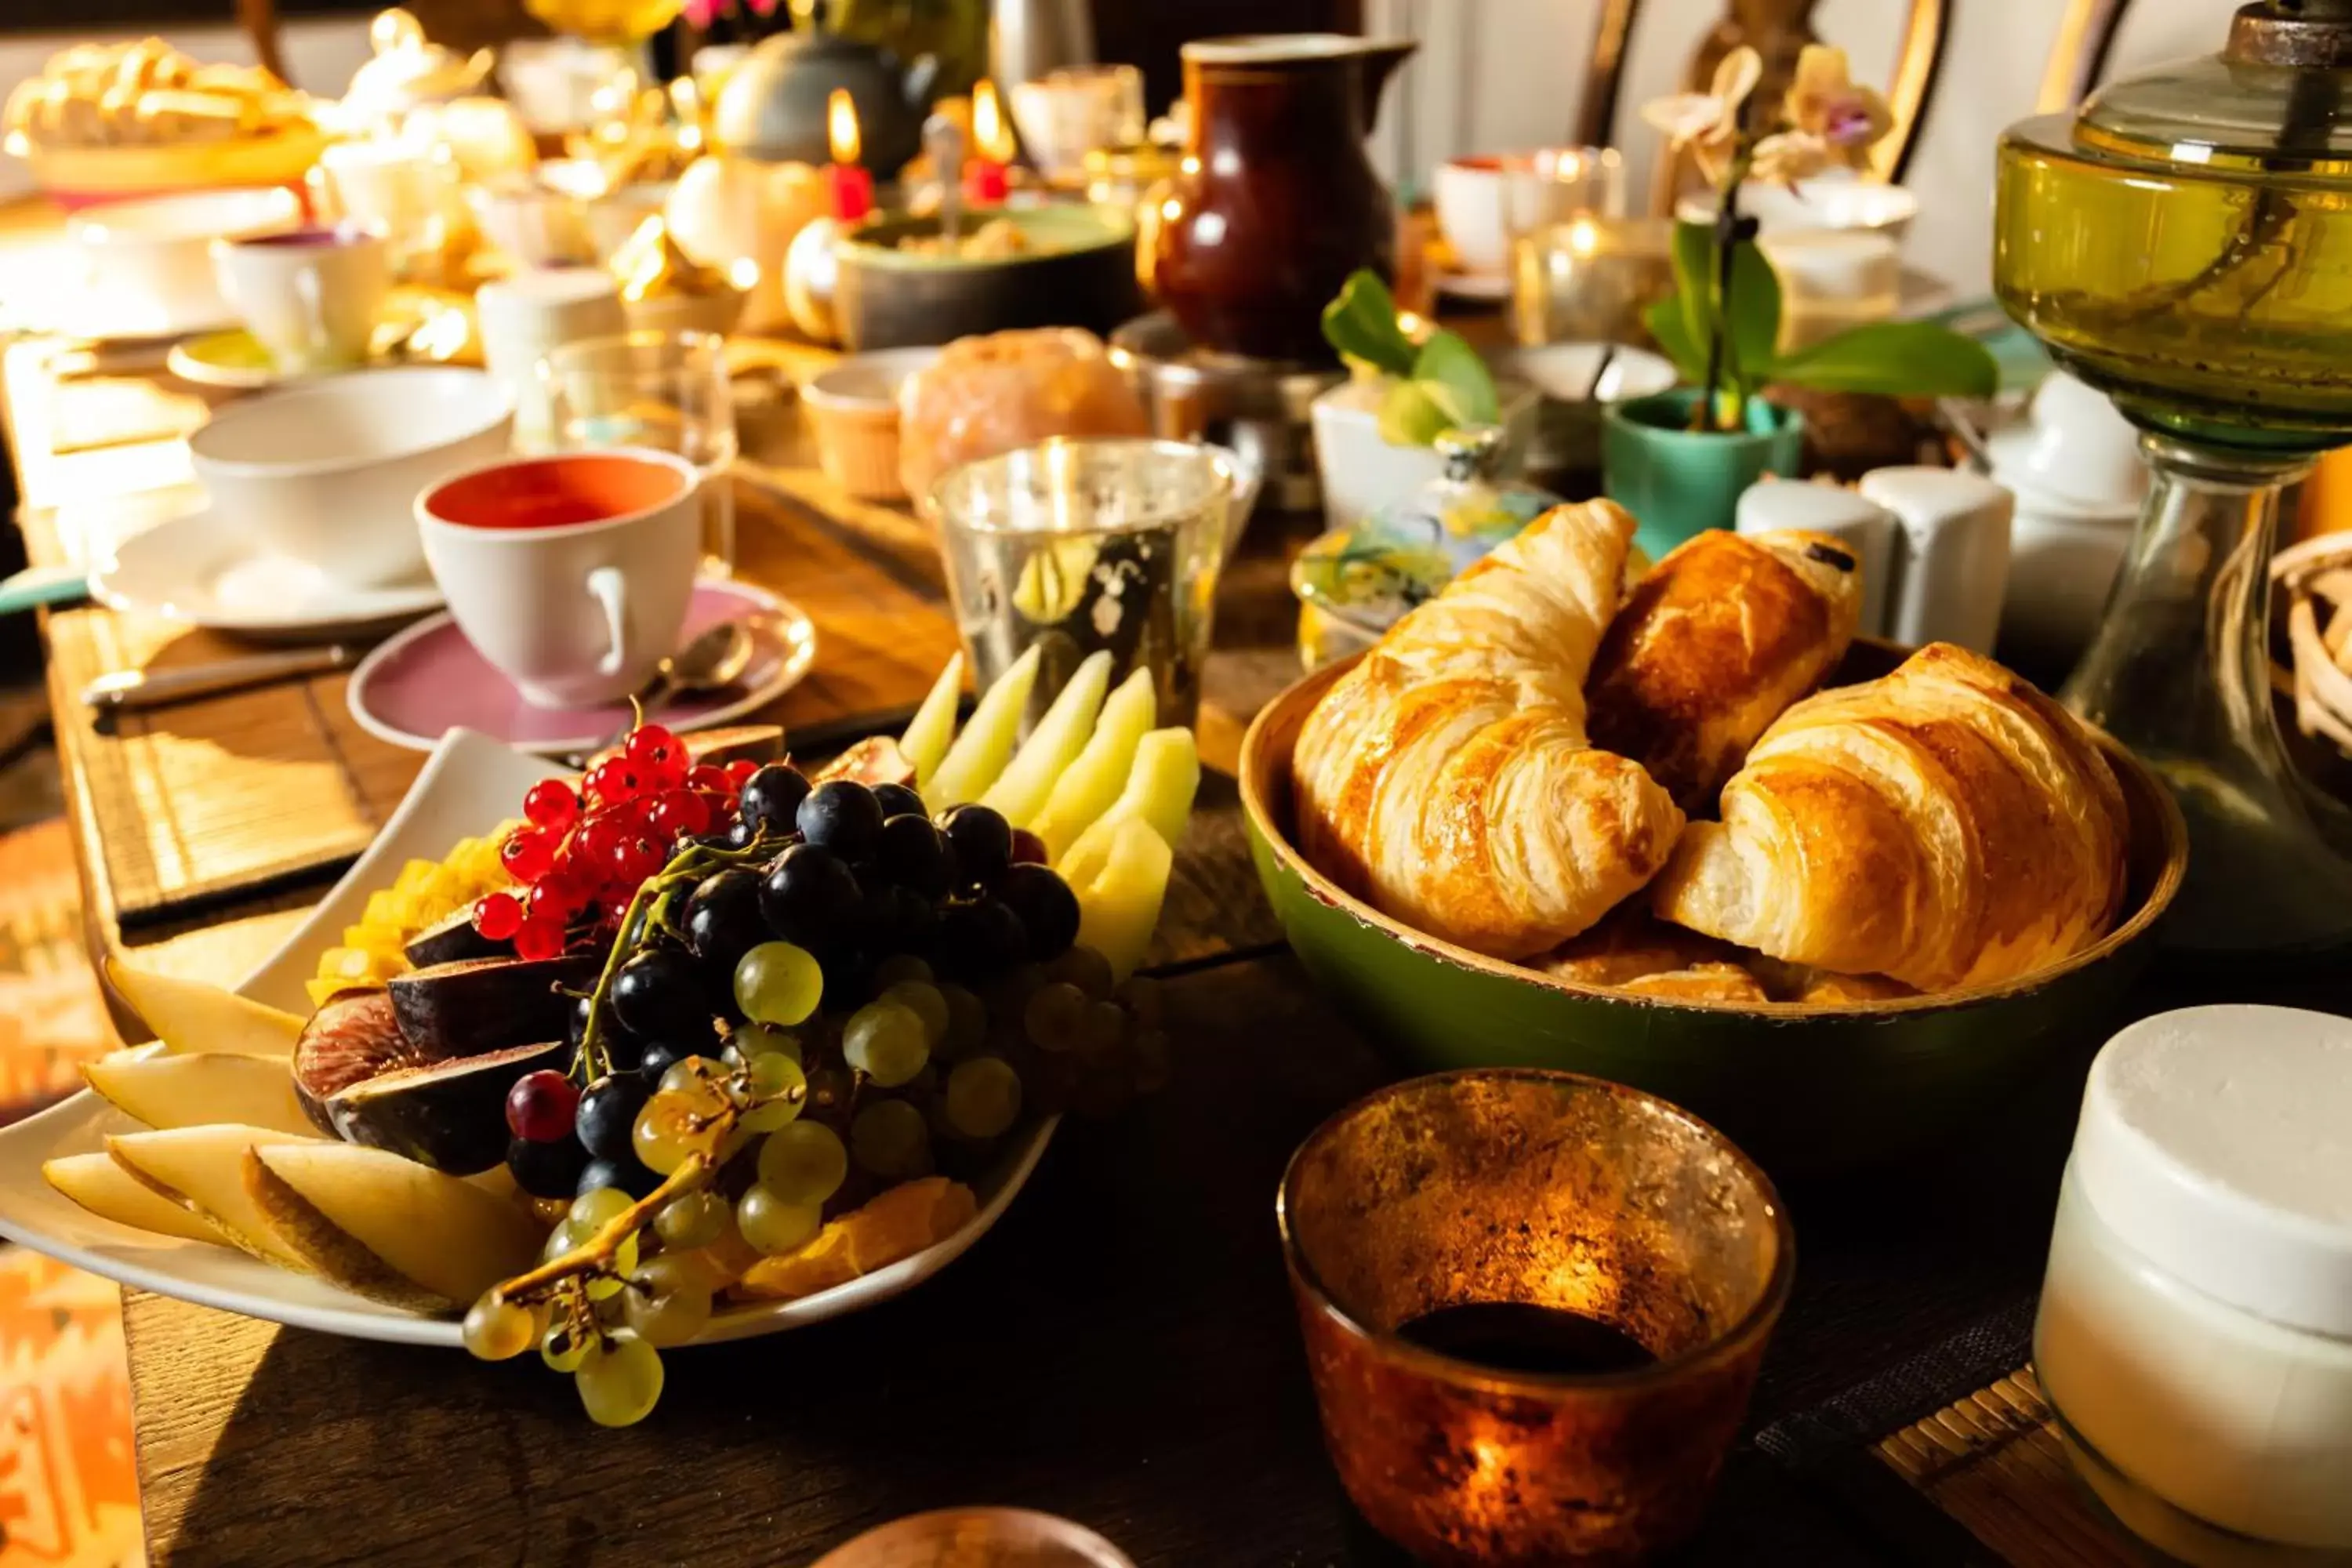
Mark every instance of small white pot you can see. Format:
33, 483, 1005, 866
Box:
1308, 376, 1540, 535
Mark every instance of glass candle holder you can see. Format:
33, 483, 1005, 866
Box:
1278, 1069, 1794, 1565
539, 329, 738, 576
1510, 216, 1675, 349
929, 437, 1242, 728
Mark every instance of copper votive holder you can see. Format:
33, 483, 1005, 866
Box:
1277, 1069, 1795, 1566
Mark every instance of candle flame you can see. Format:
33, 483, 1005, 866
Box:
827, 88, 861, 165
972, 79, 1013, 163
1568, 217, 1599, 257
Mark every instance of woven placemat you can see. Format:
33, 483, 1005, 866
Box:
1757, 1298, 2144, 1568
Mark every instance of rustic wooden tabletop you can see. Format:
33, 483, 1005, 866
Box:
9, 213, 2337, 1566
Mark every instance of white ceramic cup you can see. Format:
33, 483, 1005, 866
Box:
316, 137, 470, 276
69, 187, 304, 332
187, 366, 515, 589
474, 268, 630, 449
416, 448, 702, 709
211, 224, 391, 372
1435, 147, 1624, 276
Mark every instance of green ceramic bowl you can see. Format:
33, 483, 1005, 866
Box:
833, 204, 1144, 352
1239, 648, 2188, 1174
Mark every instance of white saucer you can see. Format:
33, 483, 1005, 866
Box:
1436, 267, 1512, 302
11, 260, 238, 342
86, 496, 444, 641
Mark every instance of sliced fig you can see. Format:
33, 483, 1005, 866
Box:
402, 906, 509, 970
292, 989, 423, 1136
325, 1040, 568, 1174
387, 954, 597, 1059
814, 735, 916, 789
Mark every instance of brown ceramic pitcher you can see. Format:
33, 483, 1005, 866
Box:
1152, 34, 1417, 365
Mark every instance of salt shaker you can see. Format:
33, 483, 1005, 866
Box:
1858, 466, 2013, 653
2036, 1004, 2352, 1566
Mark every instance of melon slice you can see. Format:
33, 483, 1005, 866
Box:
43, 1152, 223, 1245
106, 1125, 324, 1271
84, 1051, 312, 1137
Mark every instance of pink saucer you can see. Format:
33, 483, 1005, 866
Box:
347, 579, 817, 754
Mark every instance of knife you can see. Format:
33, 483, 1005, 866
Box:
83, 644, 358, 714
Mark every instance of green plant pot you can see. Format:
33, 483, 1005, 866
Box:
1602, 390, 1805, 561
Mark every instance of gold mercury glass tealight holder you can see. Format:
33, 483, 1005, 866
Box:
927, 437, 1246, 729
1994, 0, 2352, 961
1508, 216, 1675, 348
1277, 1069, 1794, 1566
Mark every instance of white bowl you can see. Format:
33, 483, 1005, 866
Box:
1988, 371, 2148, 513
70, 186, 304, 334
1679, 178, 1917, 242
1309, 376, 1541, 535
187, 367, 515, 590
1492, 342, 1677, 474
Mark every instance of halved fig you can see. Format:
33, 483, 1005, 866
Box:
325, 1040, 568, 1174
401, 906, 509, 970
387, 954, 597, 1059
292, 990, 421, 1137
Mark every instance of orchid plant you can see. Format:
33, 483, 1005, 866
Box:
1639, 45, 1994, 433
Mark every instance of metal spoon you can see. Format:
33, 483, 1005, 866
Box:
583, 619, 758, 761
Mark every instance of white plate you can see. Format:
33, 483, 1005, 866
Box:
84, 492, 445, 642
13, 266, 238, 343
0, 726, 1056, 1347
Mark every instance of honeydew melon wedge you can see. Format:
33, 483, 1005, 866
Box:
243, 1142, 546, 1314
1061, 818, 1174, 982
106, 1125, 325, 1271
898, 652, 965, 788
979, 651, 1112, 828
1056, 727, 1200, 873
43, 1152, 223, 1245
104, 959, 301, 1059
1029, 668, 1156, 863
925, 644, 1041, 808
83, 1051, 313, 1137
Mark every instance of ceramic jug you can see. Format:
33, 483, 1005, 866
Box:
1152, 34, 1416, 365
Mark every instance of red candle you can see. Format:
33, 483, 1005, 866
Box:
826, 89, 873, 223
963, 78, 1012, 208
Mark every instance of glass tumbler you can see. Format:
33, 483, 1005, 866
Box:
929, 438, 1240, 728
540, 329, 737, 575
1278, 1069, 1794, 1566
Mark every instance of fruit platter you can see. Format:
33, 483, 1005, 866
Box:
0, 645, 1200, 1425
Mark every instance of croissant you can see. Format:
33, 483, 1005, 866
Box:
1293, 499, 1684, 959
1650, 642, 2129, 990
1586, 528, 1864, 812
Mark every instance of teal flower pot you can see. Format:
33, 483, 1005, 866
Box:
1602, 390, 1805, 561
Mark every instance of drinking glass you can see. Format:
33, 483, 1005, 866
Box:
539, 329, 736, 575
1008, 64, 1149, 182
1278, 1069, 1794, 1565
929, 437, 1242, 728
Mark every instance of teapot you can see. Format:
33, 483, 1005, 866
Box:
710, 13, 939, 179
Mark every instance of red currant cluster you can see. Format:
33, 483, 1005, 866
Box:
471, 724, 761, 962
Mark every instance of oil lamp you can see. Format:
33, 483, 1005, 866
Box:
1994, 0, 2352, 960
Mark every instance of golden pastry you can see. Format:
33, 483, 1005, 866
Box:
1586, 528, 1864, 813
1539, 904, 1746, 988
1651, 642, 2129, 990
1293, 499, 1684, 959
1618, 964, 1772, 1004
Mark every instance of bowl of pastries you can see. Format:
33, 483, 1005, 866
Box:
1240, 501, 2187, 1171
3, 39, 326, 205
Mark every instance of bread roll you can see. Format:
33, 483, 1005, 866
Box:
1586, 528, 1864, 812
1650, 642, 2129, 990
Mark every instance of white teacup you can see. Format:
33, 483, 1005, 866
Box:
1435, 147, 1624, 276
416, 448, 701, 709
212, 224, 391, 372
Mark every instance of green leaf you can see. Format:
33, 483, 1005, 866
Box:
1771, 321, 2002, 397
1411, 329, 1499, 428
1320, 270, 1417, 379
1669, 219, 1716, 360
1377, 379, 1452, 447
1645, 298, 1707, 383
1723, 239, 1781, 397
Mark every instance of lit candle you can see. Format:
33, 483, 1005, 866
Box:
825, 88, 873, 223
963, 79, 1011, 206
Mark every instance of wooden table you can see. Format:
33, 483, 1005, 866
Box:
9, 269, 2342, 1567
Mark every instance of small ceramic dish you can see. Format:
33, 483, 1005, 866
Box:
1682, 179, 1918, 241
1240, 644, 2188, 1173
0, 726, 1054, 1348
1308, 375, 1542, 535
802, 346, 941, 501
1491, 341, 1677, 474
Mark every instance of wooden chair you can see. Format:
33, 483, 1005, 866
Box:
237, 0, 285, 81
1572, 0, 1950, 211
2035, 0, 2135, 113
